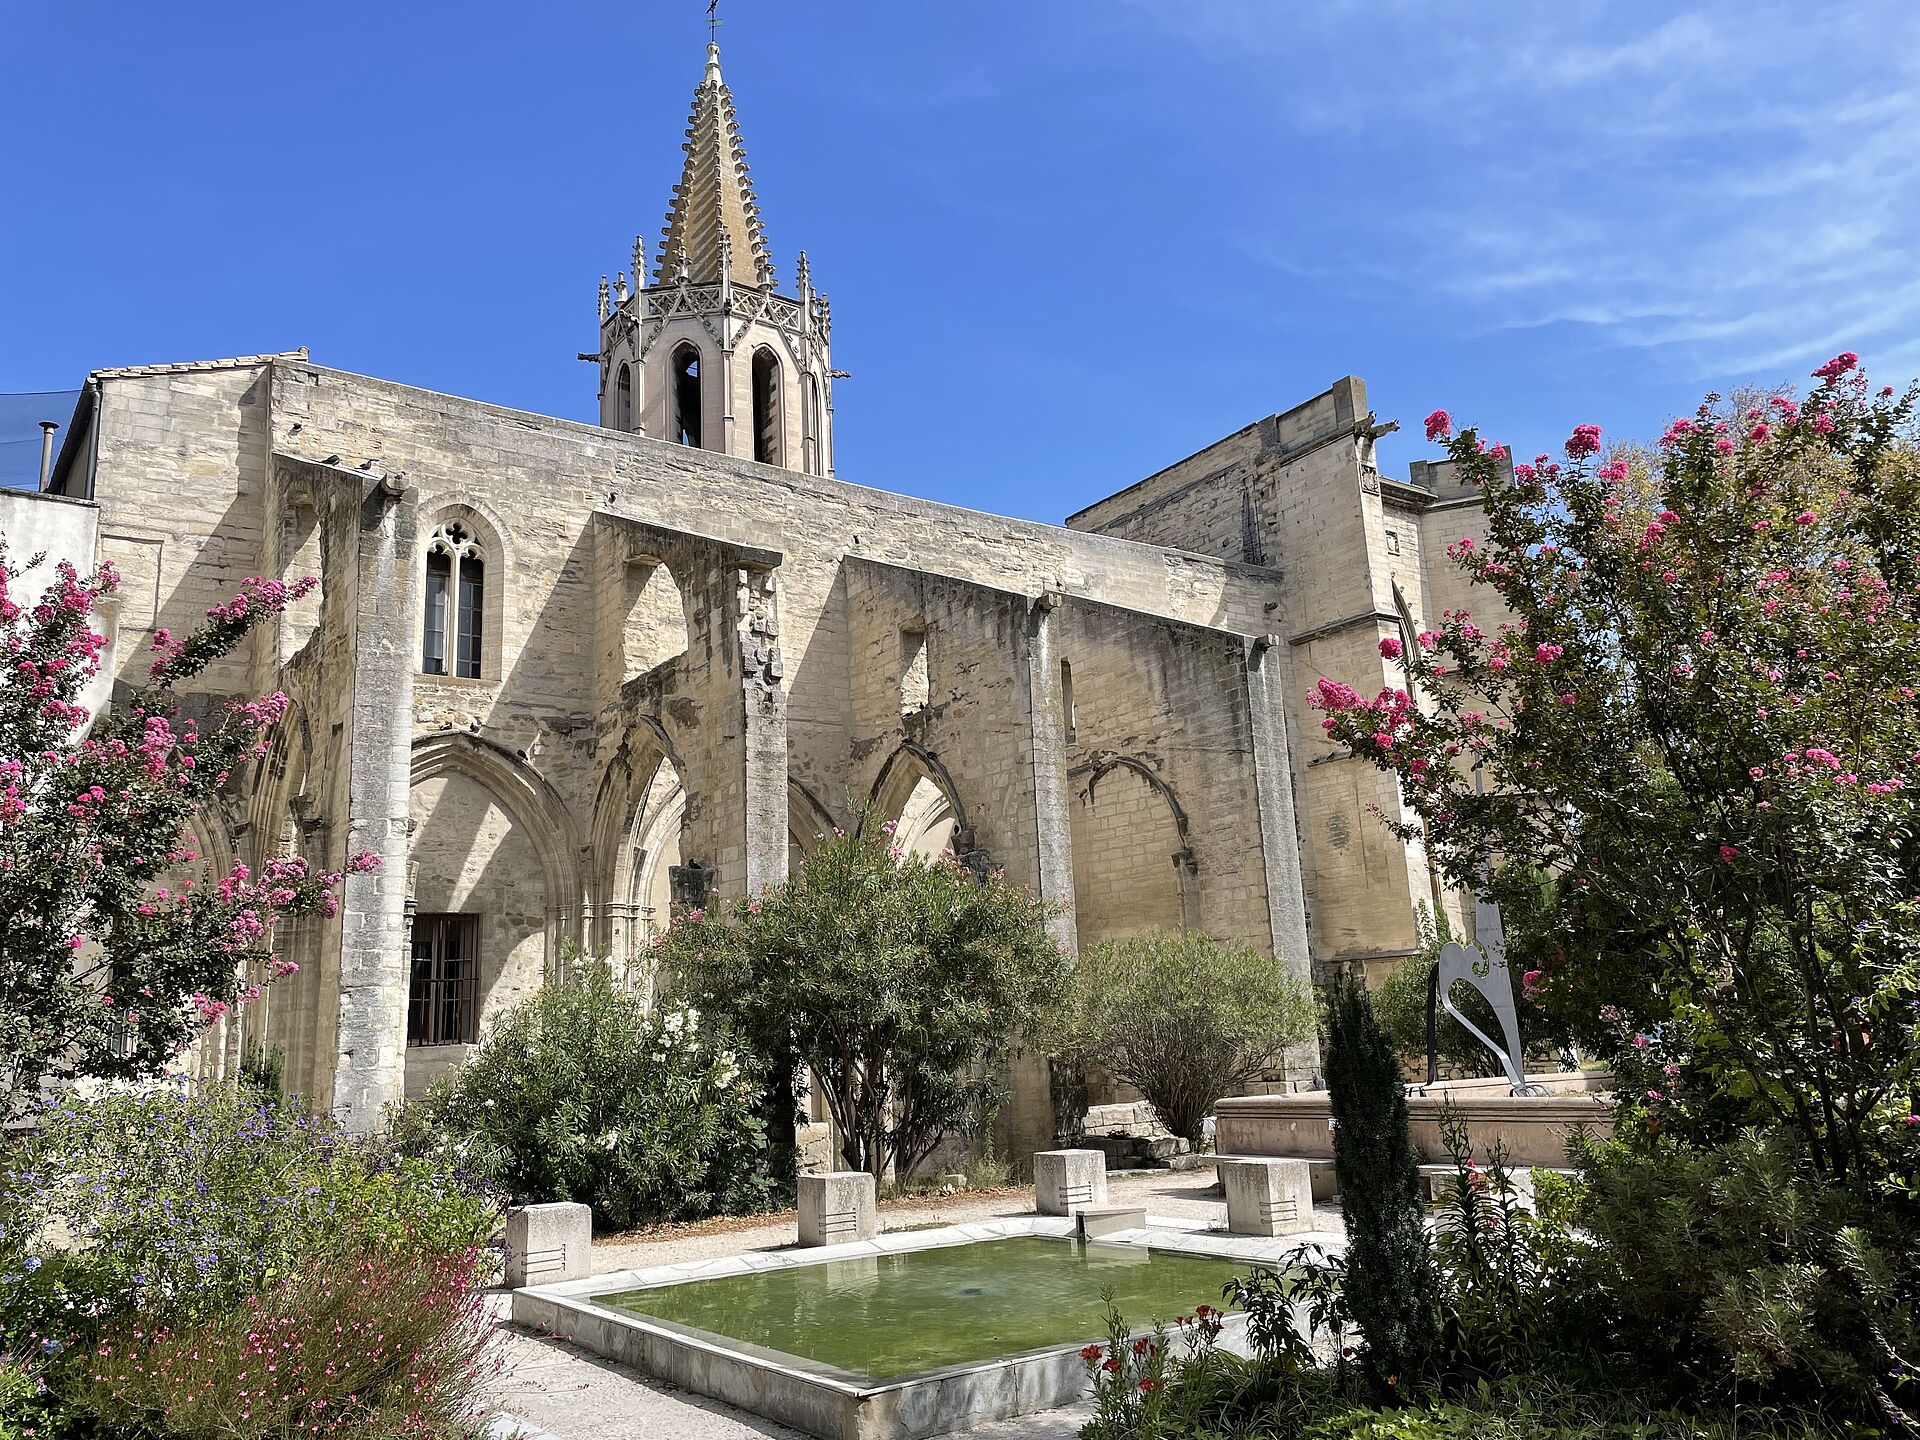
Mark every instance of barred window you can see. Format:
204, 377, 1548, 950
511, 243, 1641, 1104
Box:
408, 913, 479, 1046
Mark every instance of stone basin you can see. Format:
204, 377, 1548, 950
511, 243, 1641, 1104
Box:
1214, 1071, 1613, 1169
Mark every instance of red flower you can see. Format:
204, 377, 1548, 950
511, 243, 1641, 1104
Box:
1424, 409, 1452, 442
1078, 1344, 1103, 1363
1101, 1357, 1121, 1374
1139, 1378, 1162, 1393
1131, 1338, 1152, 1356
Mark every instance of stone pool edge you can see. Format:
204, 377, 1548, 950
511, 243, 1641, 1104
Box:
508, 1215, 1340, 1440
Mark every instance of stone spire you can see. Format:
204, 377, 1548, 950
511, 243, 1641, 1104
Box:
655, 41, 774, 289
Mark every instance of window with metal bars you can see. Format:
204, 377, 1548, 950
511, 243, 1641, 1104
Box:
408, 913, 479, 1046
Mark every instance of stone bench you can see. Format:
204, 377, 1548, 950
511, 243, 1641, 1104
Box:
505, 1201, 592, 1287
799, 1171, 877, 1246
1033, 1148, 1108, 1216
1222, 1158, 1316, 1237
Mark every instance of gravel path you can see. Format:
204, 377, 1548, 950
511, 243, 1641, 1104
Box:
484, 1169, 1328, 1440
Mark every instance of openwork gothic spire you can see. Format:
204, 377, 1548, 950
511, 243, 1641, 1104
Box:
654, 41, 774, 289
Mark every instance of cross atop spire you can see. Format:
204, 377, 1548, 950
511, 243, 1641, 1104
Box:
653, 38, 774, 290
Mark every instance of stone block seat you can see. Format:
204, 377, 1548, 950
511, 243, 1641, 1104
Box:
505, 1201, 592, 1287
1205, 1153, 1338, 1202
1223, 1158, 1315, 1237
798, 1171, 878, 1246
1033, 1149, 1108, 1216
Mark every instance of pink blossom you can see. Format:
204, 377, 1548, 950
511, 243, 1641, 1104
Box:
1424, 409, 1452, 442
1811, 351, 1858, 382
1748, 423, 1770, 444
1557, 693, 1577, 706
1718, 845, 1739, 863
1564, 423, 1603, 460
1379, 636, 1403, 660
1534, 643, 1564, 664
1796, 510, 1818, 525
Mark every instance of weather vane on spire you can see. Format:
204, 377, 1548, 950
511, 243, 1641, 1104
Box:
707, 0, 721, 45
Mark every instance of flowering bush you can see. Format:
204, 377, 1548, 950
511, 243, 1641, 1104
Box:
1313, 355, 1920, 1427
69, 1245, 493, 1440
652, 819, 1068, 1179
1312, 360, 1920, 1187
0, 1085, 495, 1346
392, 952, 782, 1230
0, 547, 374, 1110
1079, 1302, 1239, 1440
0, 1084, 496, 1438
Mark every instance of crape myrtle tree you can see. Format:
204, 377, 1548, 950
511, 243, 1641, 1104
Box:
0, 546, 374, 1113
650, 815, 1070, 1180
1310, 352, 1920, 1193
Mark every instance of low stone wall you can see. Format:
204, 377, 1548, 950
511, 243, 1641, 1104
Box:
1215, 1073, 1614, 1169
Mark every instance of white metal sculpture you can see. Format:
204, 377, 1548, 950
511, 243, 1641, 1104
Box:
1428, 885, 1545, 1096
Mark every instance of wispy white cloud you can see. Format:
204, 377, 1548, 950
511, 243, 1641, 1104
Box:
1116, 0, 1920, 383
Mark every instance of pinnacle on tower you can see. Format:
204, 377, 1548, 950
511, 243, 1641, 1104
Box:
655, 41, 775, 289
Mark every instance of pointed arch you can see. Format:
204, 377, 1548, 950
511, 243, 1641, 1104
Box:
409, 733, 585, 950
787, 778, 835, 873
614, 362, 634, 432
866, 741, 968, 862
751, 346, 782, 465
671, 341, 704, 449
589, 719, 690, 983
1072, 754, 1193, 948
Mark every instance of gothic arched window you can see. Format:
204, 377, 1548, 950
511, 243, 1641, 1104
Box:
614, 362, 633, 432
671, 342, 703, 449
751, 347, 782, 465
423, 521, 485, 679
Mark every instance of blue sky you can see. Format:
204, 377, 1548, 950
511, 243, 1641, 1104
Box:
3, 1, 1916, 517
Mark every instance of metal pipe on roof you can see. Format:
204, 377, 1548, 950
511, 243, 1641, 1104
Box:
37, 421, 57, 490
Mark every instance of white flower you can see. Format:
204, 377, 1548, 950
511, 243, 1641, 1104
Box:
597, 1130, 620, 1151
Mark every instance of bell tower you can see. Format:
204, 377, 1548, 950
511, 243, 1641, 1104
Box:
596, 40, 835, 477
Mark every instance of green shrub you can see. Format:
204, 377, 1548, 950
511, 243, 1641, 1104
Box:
1567, 1127, 1917, 1422
1292, 1375, 1859, 1439
1072, 930, 1314, 1146
393, 954, 782, 1230
1324, 971, 1443, 1396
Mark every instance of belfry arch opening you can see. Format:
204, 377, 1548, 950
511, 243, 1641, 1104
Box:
671, 342, 703, 449
751, 347, 782, 465
614, 362, 633, 432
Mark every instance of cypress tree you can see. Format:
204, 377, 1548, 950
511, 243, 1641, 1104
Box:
1324, 970, 1443, 1395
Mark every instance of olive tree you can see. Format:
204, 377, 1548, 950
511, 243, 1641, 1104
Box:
1072, 929, 1314, 1147
651, 821, 1069, 1179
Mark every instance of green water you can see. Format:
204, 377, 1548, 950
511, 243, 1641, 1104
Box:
599, 1237, 1244, 1381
